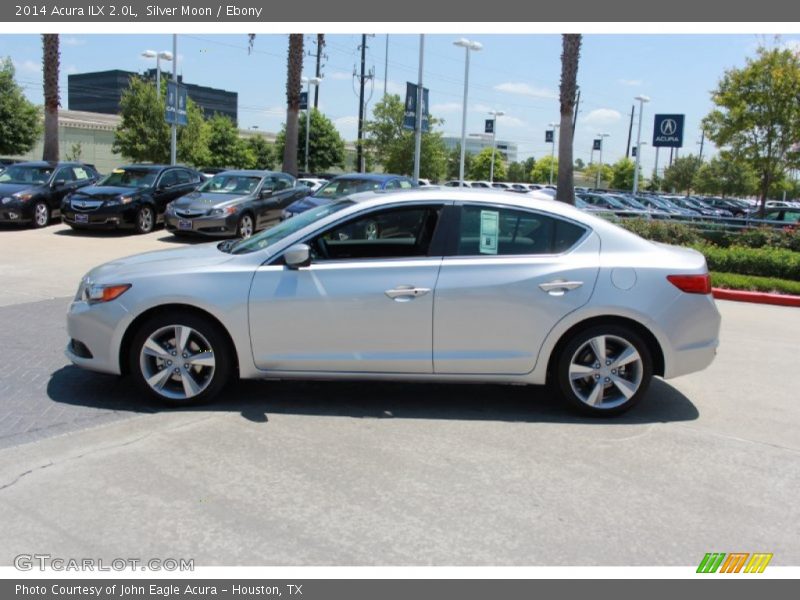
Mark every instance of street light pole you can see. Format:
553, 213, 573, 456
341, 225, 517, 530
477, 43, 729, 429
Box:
632, 94, 650, 195
170, 34, 177, 166
454, 38, 482, 186
413, 34, 425, 185
548, 122, 559, 186
141, 50, 172, 96
488, 110, 504, 183
596, 133, 609, 189
303, 77, 322, 175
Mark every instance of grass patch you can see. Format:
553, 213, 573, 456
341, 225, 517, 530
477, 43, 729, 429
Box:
711, 272, 800, 295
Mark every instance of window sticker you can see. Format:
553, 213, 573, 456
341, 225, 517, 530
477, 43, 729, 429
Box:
480, 210, 499, 254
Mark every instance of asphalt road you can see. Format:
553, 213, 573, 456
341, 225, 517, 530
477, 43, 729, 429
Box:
0, 222, 798, 566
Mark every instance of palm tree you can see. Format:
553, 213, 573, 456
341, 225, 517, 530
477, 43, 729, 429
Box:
42, 34, 60, 161
283, 34, 304, 176
556, 34, 582, 205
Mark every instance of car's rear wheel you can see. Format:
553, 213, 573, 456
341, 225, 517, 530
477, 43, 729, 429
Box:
237, 213, 254, 238
135, 205, 155, 234
556, 324, 653, 416
129, 311, 232, 406
32, 201, 50, 228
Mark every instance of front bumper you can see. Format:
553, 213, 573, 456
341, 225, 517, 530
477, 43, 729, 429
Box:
65, 298, 131, 375
0, 202, 32, 223
62, 204, 138, 229
164, 211, 239, 237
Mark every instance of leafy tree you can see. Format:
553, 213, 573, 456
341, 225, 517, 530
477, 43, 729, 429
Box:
583, 162, 613, 188
507, 161, 528, 182
523, 156, 536, 179
0, 59, 41, 155
692, 154, 758, 197
246, 135, 274, 170
65, 142, 82, 161
663, 154, 703, 195
42, 34, 59, 161
274, 108, 345, 173
703, 46, 800, 214
364, 94, 447, 181
113, 77, 208, 165
574, 158, 585, 171
446, 144, 473, 181
556, 34, 582, 204
469, 146, 507, 181
609, 157, 640, 190
206, 114, 255, 169
531, 155, 558, 184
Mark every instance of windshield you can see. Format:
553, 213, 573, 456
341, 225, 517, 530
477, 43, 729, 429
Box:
99, 169, 158, 188
198, 174, 262, 195
230, 200, 354, 255
315, 178, 383, 200
0, 165, 54, 185
614, 195, 647, 209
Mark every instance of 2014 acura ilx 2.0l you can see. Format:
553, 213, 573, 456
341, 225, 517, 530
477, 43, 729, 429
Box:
65, 189, 721, 416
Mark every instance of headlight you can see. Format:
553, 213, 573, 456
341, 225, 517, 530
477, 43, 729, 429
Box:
1, 196, 12, 205
12, 192, 34, 202
166, 202, 176, 214
105, 195, 134, 207
79, 281, 132, 304
211, 206, 237, 216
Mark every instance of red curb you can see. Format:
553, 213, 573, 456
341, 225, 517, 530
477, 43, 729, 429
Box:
712, 287, 800, 307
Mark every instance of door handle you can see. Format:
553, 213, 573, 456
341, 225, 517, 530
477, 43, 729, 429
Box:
385, 285, 431, 301
539, 280, 584, 295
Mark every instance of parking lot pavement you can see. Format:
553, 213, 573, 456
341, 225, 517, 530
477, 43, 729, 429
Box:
0, 292, 798, 565
0, 222, 198, 307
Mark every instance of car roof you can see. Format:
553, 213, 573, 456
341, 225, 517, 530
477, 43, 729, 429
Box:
330, 173, 409, 182
13, 161, 91, 168
119, 164, 195, 172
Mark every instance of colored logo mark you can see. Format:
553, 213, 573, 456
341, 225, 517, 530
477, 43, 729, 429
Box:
697, 552, 773, 573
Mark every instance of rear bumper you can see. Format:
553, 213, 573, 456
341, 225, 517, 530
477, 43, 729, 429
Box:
660, 293, 721, 379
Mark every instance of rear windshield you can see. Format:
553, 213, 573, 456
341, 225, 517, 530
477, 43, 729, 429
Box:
315, 178, 383, 200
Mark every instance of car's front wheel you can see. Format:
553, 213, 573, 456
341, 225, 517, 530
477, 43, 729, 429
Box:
237, 213, 254, 238
32, 201, 50, 228
556, 324, 653, 416
129, 311, 233, 405
135, 205, 155, 234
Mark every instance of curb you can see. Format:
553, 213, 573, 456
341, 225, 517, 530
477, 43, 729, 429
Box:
712, 287, 800, 308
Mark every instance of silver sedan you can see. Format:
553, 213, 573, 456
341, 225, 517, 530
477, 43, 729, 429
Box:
66, 189, 720, 415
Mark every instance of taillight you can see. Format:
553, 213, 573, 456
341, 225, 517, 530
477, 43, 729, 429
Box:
667, 274, 711, 295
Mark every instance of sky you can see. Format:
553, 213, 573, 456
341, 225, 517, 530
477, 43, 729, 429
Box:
2, 32, 799, 176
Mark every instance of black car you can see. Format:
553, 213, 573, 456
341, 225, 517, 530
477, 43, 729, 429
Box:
0, 161, 99, 228
165, 170, 311, 238
62, 165, 201, 234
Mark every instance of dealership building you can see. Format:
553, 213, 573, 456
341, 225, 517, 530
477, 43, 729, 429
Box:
68, 69, 238, 123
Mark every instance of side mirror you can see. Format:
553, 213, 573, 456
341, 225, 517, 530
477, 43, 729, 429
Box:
284, 243, 311, 269
260, 188, 274, 199
52, 179, 66, 188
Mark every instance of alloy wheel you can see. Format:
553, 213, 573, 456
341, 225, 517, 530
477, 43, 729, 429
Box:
567, 334, 644, 410
34, 202, 49, 227
139, 324, 216, 401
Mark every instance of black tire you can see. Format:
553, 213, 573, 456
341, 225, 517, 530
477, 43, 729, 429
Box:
555, 324, 653, 417
32, 201, 50, 228
128, 311, 234, 406
134, 205, 155, 234
236, 213, 255, 238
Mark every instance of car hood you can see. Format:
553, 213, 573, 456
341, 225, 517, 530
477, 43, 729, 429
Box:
0, 183, 41, 197
172, 191, 250, 211
86, 243, 235, 283
72, 186, 143, 201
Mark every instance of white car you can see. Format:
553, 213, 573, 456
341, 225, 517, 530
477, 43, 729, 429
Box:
66, 189, 720, 416
297, 177, 327, 193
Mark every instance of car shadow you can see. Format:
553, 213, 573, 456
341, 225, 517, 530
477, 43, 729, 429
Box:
46, 366, 699, 425
53, 227, 140, 238
156, 234, 217, 245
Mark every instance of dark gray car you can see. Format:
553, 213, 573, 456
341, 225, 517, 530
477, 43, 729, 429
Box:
165, 170, 311, 238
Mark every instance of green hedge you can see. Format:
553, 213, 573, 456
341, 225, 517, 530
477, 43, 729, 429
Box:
693, 244, 800, 281
711, 272, 800, 295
